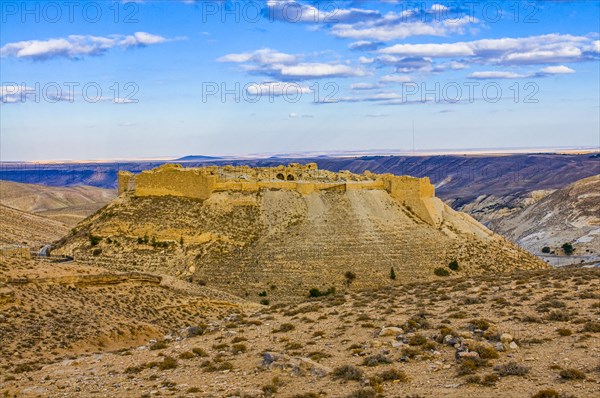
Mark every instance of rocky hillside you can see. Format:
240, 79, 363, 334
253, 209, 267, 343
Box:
0, 257, 250, 371
488, 175, 600, 266
4, 266, 599, 398
55, 172, 546, 302
0, 180, 116, 226
0, 204, 69, 247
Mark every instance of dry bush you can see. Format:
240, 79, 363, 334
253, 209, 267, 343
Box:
332, 365, 364, 381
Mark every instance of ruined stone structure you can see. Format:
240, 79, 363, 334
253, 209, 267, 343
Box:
118, 163, 441, 226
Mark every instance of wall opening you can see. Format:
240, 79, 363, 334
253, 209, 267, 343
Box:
276, 173, 285, 180
286, 174, 296, 181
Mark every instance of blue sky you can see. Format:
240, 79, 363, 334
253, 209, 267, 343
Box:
1, 0, 599, 161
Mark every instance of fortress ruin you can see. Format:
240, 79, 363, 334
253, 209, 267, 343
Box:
118, 163, 442, 226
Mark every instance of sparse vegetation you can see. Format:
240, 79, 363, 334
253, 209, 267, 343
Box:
333, 365, 364, 381
309, 287, 336, 298
88, 234, 102, 246
495, 362, 530, 377
344, 271, 356, 286
562, 242, 574, 255
559, 368, 585, 380
448, 260, 459, 271
434, 267, 450, 277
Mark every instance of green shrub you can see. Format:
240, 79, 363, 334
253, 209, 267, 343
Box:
448, 260, 459, 271
260, 299, 270, 306
562, 242, 574, 255
390, 267, 396, 280
89, 234, 102, 246
541, 246, 551, 254
434, 267, 450, 277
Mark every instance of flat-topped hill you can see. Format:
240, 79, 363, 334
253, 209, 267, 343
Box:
56, 164, 546, 301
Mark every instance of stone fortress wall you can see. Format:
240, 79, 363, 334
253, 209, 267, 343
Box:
118, 163, 441, 225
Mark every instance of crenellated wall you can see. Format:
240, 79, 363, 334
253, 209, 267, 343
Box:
118, 163, 442, 225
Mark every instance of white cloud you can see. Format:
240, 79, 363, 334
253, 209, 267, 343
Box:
379, 75, 413, 84
218, 48, 364, 80
379, 43, 474, 57
280, 63, 365, 78
330, 15, 478, 41
539, 65, 575, 75
469, 71, 527, 79
469, 65, 577, 79
349, 41, 384, 51
217, 48, 298, 65
246, 82, 311, 96
266, 0, 380, 24
377, 34, 597, 66
430, 4, 449, 13
350, 83, 378, 90
1, 85, 34, 103
1, 32, 176, 61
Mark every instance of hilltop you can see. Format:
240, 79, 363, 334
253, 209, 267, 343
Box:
55, 164, 546, 302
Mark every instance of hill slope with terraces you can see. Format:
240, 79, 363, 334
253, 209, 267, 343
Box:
55, 164, 546, 301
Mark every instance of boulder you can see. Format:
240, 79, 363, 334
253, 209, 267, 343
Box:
500, 333, 513, 343
380, 326, 404, 337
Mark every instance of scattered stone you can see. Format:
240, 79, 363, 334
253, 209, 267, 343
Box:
501, 333, 514, 343
457, 351, 480, 360
380, 326, 403, 337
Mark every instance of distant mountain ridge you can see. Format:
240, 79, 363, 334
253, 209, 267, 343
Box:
0, 180, 116, 226
1, 154, 598, 219
488, 174, 600, 266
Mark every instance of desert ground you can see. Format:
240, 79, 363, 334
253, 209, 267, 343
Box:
1, 259, 599, 398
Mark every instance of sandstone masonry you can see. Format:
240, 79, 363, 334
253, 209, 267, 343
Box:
118, 163, 441, 225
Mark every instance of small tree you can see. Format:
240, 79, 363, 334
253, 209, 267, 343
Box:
344, 271, 356, 286
434, 267, 450, 277
390, 267, 396, 281
448, 260, 459, 271
562, 243, 574, 255
541, 246, 551, 254
89, 234, 101, 246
